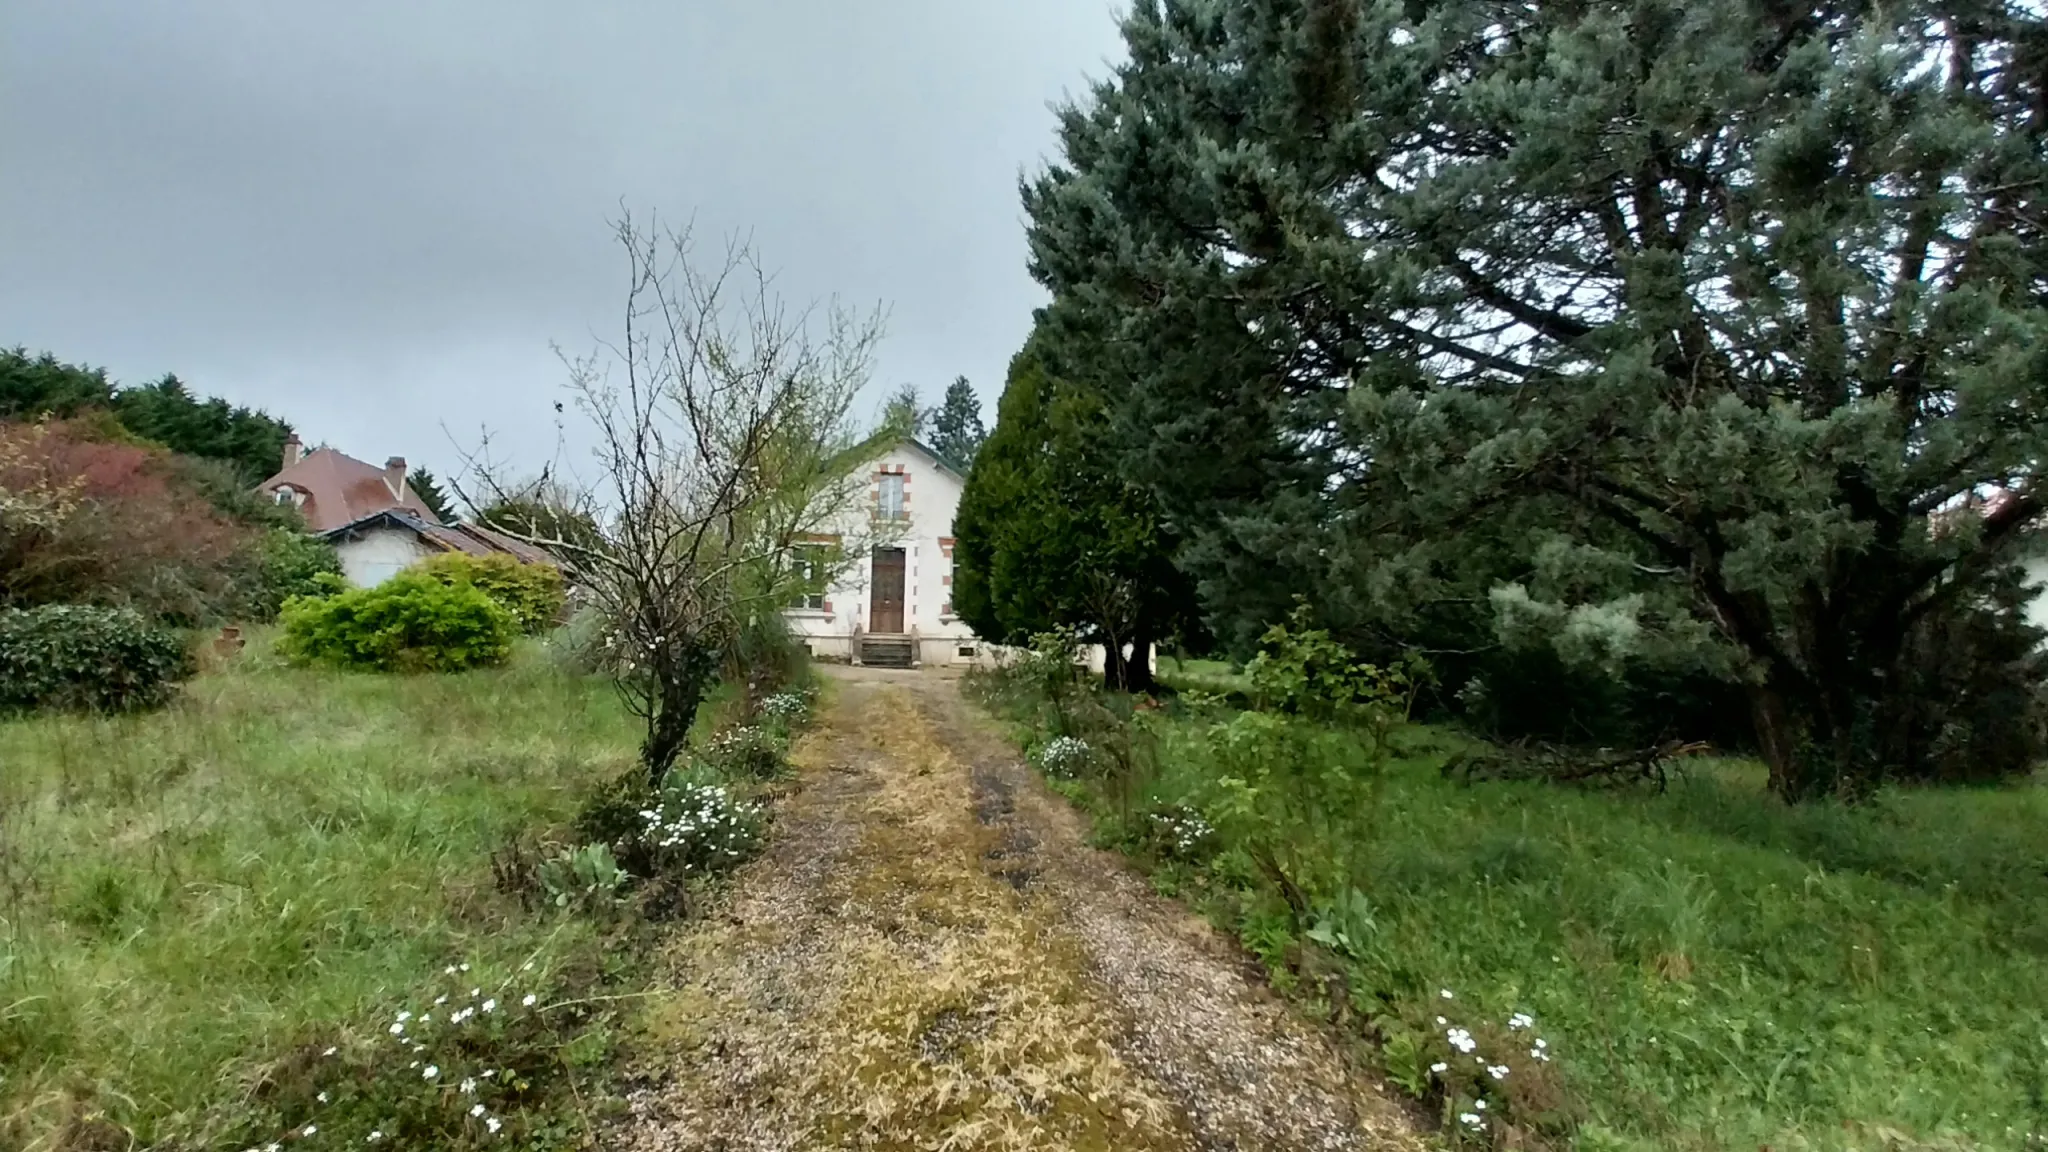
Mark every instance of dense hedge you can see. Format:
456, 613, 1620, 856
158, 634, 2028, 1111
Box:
245, 530, 344, 621
417, 553, 566, 634
0, 605, 195, 714
279, 569, 515, 673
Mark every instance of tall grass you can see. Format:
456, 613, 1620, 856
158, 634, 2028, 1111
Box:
983, 670, 2048, 1150
0, 637, 638, 1148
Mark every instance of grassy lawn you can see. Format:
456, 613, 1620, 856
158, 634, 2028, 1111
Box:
0, 637, 641, 1149
1013, 689, 2048, 1150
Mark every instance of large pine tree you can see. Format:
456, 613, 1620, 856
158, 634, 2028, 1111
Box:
1027, 0, 2048, 796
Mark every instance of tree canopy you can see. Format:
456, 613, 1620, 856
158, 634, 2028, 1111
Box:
953, 333, 1191, 690
2, 349, 293, 484
409, 467, 458, 524
1024, 0, 2048, 797
927, 376, 987, 469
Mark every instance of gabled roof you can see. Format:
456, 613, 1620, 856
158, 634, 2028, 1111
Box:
903, 437, 967, 481
321, 508, 562, 568
257, 447, 436, 533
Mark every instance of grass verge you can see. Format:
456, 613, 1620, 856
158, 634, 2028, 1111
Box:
0, 634, 656, 1150
975, 679, 2048, 1151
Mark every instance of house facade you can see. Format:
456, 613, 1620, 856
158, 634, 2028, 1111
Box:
784, 439, 981, 667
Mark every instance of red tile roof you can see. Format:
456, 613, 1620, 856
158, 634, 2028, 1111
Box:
256, 448, 436, 533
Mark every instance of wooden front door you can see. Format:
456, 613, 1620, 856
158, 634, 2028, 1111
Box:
870, 547, 906, 634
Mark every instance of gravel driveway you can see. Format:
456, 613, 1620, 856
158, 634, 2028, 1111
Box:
616, 666, 1425, 1151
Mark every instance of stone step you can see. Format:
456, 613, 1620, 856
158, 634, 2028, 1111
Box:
859, 635, 915, 669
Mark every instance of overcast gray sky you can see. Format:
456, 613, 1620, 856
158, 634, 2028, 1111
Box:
2, 0, 1126, 479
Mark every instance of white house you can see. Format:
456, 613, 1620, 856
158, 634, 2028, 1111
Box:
784, 439, 982, 668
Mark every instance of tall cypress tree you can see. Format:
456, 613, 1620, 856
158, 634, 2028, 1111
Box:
1026, 0, 2048, 796
954, 333, 1190, 691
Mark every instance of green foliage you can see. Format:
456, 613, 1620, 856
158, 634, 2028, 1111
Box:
279, 570, 516, 673
1243, 603, 1431, 733
246, 530, 344, 621
0, 639, 639, 1148
111, 373, 292, 484
537, 842, 628, 911
417, 551, 567, 634
699, 723, 789, 781
631, 775, 764, 880
953, 336, 1191, 690
1026, 0, 2048, 797
0, 604, 195, 714
475, 493, 604, 561
0, 346, 116, 418
981, 672, 2048, 1150
1, 351, 297, 485
408, 466, 459, 524
927, 375, 986, 470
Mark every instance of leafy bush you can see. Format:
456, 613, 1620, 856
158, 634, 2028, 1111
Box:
0, 418, 259, 624
279, 570, 516, 673
536, 843, 627, 911
634, 778, 763, 879
1031, 735, 1095, 779
417, 552, 566, 634
245, 529, 343, 620
700, 724, 787, 780
0, 604, 194, 714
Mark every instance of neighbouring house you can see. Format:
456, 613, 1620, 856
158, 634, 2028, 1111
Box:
1929, 486, 2048, 634
784, 439, 981, 668
255, 434, 557, 587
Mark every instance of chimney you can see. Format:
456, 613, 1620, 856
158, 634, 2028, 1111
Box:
281, 433, 303, 469
384, 456, 408, 499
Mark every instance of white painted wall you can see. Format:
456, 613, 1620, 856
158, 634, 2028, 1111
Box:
2026, 557, 2048, 635
784, 442, 984, 665
336, 528, 432, 588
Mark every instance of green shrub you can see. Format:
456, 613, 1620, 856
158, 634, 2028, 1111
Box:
245, 529, 343, 620
700, 723, 787, 780
417, 552, 566, 634
279, 570, 515, 673
0, 604, 194, 714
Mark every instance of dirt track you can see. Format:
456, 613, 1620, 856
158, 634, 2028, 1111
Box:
617, 667, 1423, 1151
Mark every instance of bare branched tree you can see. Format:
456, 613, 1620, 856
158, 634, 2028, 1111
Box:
457, 212, 891, 785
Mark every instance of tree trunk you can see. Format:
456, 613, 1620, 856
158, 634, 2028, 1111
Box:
1126, 631, 1155, 694
1102, 637, 1130, 693
1746, 680, 1803, 802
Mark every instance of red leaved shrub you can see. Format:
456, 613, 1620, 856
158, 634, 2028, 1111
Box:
0, 419, 259, 623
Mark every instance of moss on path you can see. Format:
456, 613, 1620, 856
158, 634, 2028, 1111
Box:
619, 671, 1423, 1152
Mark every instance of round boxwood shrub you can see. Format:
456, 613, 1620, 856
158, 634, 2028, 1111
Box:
0, 604, 196, 714
416, 552, 567, 634
279, 569, 516, 672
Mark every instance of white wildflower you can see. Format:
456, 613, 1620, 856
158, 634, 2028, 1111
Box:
482, 998, 496, 1013
1429, 1062, 1449, 1073
303, 1125, 318, 1137
423, 1065, 439, 1080
522, 994, 537, 1007
1459, 1112, 1484, 1129
1440, 989, 1455, 1000
1487, 1065, 1509, 1080
322, 1046, 338, 1057
1508, 1012, 1534, 1030
316, 1091, 329, 1103
471, 1104, 487, 1117
461, 1078, 478, 1095
485, 1117, 502, 1134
